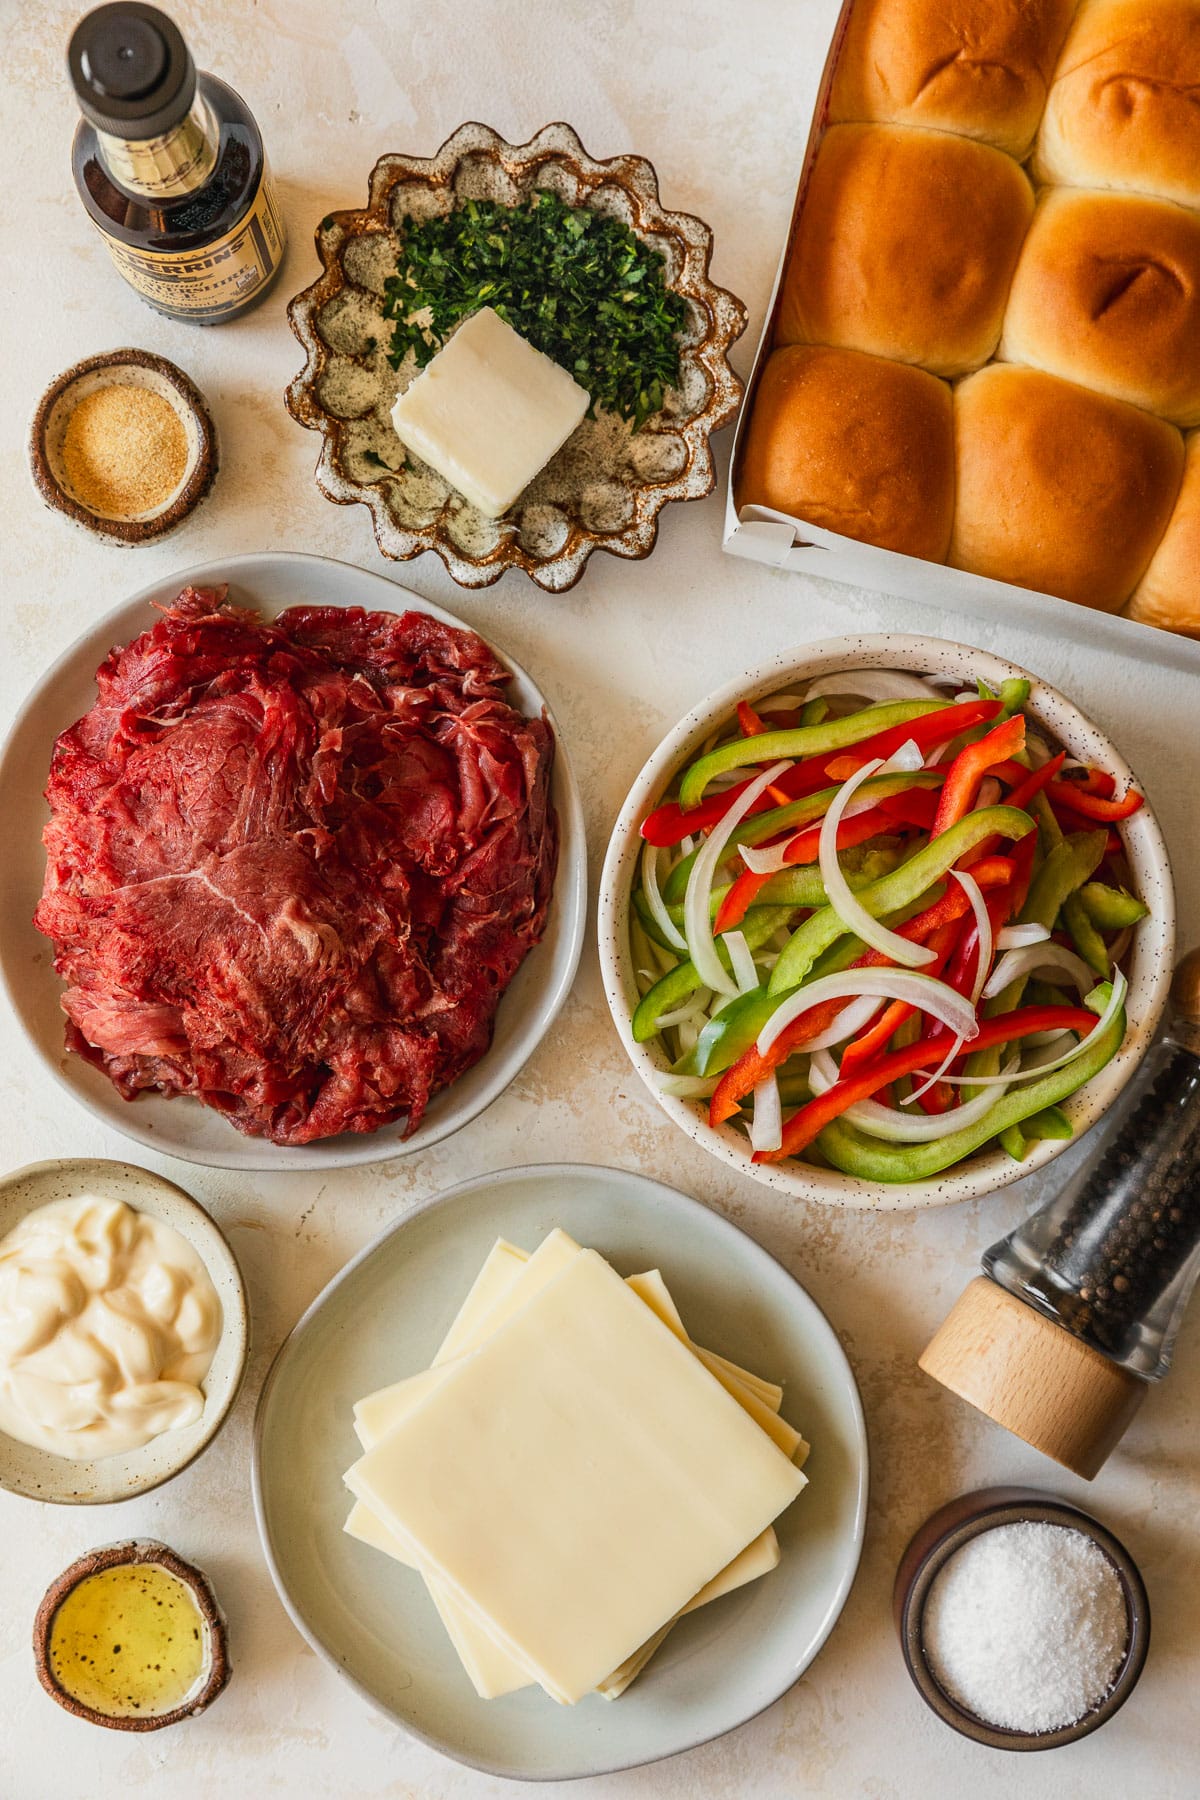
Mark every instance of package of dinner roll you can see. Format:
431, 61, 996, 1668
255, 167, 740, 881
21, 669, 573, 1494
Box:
724, 0, 1200, 672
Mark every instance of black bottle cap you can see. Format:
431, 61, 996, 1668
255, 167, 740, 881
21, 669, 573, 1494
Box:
68, 3, 195, 140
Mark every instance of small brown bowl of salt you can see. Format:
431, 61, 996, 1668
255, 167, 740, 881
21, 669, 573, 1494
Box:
894, 1487, 1150, 1752
29, 348, 217, 546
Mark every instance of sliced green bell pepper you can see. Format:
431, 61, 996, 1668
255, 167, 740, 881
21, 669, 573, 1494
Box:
632, 906, 793, 1042
1064, 889, 1110, 978
660, 771, 942, 904
1079, 882, 1148, 931
677, 700, 946, 809
687, 986, 780, 1078
814, 990, 1124, 1181
767, 805, 1033, 996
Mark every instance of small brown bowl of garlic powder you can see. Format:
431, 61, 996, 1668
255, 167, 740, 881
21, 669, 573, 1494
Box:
29, 348, 217, 545
894, 1487, 1150, 1751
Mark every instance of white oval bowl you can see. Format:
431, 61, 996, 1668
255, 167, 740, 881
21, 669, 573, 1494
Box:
598, 634, 1175, 1211
0, 551, 586, 1171
0, 1158, 248, 1503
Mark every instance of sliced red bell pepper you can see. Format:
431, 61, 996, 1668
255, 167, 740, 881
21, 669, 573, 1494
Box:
931, 715, 1026, 837
754, 1003, 1104, 1162
737, 700, 767, 737
641, 753, 853, 847
838, 919, 961, 1079
714, 805, 913, 932
838, 999, 913, 1078
1046, 780, 1144, 823
1065, 767, 1117, 799
645, 700, 1006, 847
962, 761, 1064, 867
823, 698, 1003, 783
709, 860, 1014, 1123
878, 789, 938, 829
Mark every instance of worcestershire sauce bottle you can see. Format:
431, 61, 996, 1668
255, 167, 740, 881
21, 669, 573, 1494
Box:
68, 3, 286, 323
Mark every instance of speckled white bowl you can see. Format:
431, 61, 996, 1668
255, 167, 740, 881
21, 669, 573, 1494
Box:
598, 634, 1175, 1211
0, 1158, 248, 1503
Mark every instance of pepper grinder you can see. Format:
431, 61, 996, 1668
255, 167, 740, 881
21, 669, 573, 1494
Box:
921, 949, 1200, 1479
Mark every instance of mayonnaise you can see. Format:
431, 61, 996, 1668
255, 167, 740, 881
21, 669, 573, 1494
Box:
0, 1195, 221, 1460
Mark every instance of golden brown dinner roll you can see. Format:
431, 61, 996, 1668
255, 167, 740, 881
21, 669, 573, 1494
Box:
735, 344, 955, 562
829, 0, 1076, 158
951, 366, 1184, 611
1126, 432, 1200, 636
1000, 189, 1200, 427
1036, 0, 1200, 211
778, 125, 1034, 379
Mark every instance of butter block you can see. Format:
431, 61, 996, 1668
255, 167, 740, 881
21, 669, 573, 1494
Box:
345, 1248, 807, 1703
390, 306, 590, 516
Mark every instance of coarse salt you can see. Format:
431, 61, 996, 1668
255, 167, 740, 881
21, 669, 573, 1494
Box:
922, 1521, 1128, 1734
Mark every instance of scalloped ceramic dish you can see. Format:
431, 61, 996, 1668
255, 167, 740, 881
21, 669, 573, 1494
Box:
286, 121, 747, 592
598, 634, 1175, 1212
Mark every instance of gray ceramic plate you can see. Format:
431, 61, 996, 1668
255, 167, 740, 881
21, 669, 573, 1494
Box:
0, 1158, 248, 1503
251, 1163, 868, 1780
0, 551, 586, 1171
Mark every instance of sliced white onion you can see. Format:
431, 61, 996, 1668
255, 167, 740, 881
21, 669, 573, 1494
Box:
738, 774, 896, 875
740, 836, 803, 875
948, 871, 991, 1004
748, 1074, 783, 1152
757, 969, 978, 1057
679, 834, 696, 857
809, 1049, 1018, 1141
982, 942, 1094, 1001
802, 671, 944, 703
653, 998, 710, 1030
684, 761, 792, 998
902, 868, 994, 1103
655, 1072, 719, 1099
724, 929, 759, 995
641, 840, 688, 953
791, 992, 883, 1055
819, 748, 936, 969
977, 777, 1002, 809
676, 1014, 703, 1055
931, 971, 1127, 1088
997, 923, 1050, 949
758, 692, 806, 711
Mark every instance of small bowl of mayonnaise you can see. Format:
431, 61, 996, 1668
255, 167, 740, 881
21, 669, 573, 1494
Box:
0, 1158, 248, 1503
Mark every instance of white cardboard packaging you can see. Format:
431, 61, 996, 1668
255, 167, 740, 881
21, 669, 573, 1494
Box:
722, 1, 1200, 676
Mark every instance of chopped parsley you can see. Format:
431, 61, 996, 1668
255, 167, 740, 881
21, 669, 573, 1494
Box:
381, 191, 687, 430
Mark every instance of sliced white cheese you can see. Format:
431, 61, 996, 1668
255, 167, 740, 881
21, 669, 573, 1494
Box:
625, 1270, 807, 1464
389, 306, 589, 517
344, 1249, 807, 1704
432, 1237, 528, 1365
597, 1527, 781, 1700
347, 1233, 801, 1701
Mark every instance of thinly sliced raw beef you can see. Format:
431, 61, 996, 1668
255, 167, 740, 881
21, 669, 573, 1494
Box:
35, 588, 558, 1145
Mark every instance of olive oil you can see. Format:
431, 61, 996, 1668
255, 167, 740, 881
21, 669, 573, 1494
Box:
48, 1562, 208, 1718
67, 4, 285, 323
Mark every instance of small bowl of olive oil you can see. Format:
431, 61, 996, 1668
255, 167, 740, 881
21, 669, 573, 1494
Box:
33, 1539, 229, 1730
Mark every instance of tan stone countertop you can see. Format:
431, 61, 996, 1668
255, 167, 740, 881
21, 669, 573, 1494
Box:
1, 2, 1197, 1795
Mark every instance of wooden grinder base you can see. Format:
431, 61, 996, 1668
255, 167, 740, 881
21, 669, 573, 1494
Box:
919, 1278, 1146, 1480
